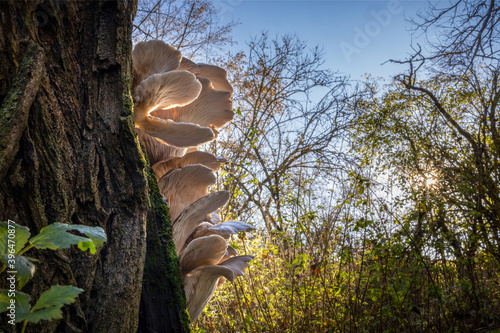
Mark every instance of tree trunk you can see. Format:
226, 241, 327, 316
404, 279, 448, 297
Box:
0, 1, 189, 332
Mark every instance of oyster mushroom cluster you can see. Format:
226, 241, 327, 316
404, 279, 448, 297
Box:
132, 40, 255, 323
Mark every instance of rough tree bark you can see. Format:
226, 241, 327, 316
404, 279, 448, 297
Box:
0, 0, 189, 332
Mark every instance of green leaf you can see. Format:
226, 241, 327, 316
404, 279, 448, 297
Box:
32, 285, 83, 311
29, 223, 106, 252
0, 289, 31, 323
63, 224, 107, 248
20, 305, 65, 324
0, 286, 83, 324
0, 255, 37, 288
0, 221, 31, 255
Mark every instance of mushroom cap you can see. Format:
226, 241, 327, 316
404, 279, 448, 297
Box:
216, 245, 241, 268
178, 57, 233, 93
207, 209, 222, 224
172, 191, 230, 254
135, 128, 186, 165
217, 255, 255, 283
153, 77, 234, 129
138, 118, 215, 148
132, 40, 182, 88
192, 220, 256, 239
177, 56, 198, 72
152, 151, 227, 180
158, 164, 216, 220
184, 255, 254, 322
134, 72, 216, 147
226, 245, 239, 257
179, 235, 227, 274
134, 71, 202, 121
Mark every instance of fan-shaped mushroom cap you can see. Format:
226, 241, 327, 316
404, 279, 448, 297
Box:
132, 40, 182, 88
183, 221, 212, 252
178, 57, 233, 93
192, 221, 256, 239
184, 255, 254, 322
217, 245, 240, 265
134, 72, 215, 147
215, 245, 243, 287
218, 255, 255, 282
153, 77, 233, 129
152, 151, 227, 180
139, 118, 214, 148
177, 56, 198, 72
134, 71, 201, 114
207, 209, 222, 224
136, 128, 186, 165
226, 245, 239, 257
179, 235, 227, 274
185, 146, 199, 154
172, 191, 230, 254
158, 164, 216, 220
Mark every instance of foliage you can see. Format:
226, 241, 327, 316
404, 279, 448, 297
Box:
0, 221, 106, 332
133, 0, 500, 331
215, 33, 355, 233
194, 209, 499, 332
133, 0, 238, 59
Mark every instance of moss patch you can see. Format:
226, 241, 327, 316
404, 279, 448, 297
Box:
138, 160, 191, 332
0, 41, 44, 180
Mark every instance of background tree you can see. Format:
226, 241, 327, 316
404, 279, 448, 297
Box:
216, 33, 354, 233
193, 1, 500, 331
351, 0, 500, 328
392, 0, 500, 264
133, 0, 237, 60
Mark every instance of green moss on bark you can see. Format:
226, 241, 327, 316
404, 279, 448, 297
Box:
138, 162, 191, 332
0, 41, 44, 180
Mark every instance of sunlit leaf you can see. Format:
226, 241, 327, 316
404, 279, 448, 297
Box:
29, 223, 106, 252
0, 221, 31, 255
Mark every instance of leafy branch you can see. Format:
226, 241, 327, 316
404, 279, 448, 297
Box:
0, 221, 106, 332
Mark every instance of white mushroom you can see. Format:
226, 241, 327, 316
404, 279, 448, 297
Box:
179, 235, 227, 274
157, 164, 216, 221
192, 221, 256, 239
178, 57, 233, 94
226, 245, 239, 257
131, 40, 255, 326
153, 77, 234, 130
214, 245, 241, 288
208, 209, 222, 224
133, 40, 182, 88
152, 151, 227, 180
172, 191, 230, 254
184, 255, 254, 322
134, 72, 215, 147
135, 128, 186, 165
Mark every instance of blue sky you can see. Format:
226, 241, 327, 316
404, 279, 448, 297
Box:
216, 0, 432, 80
